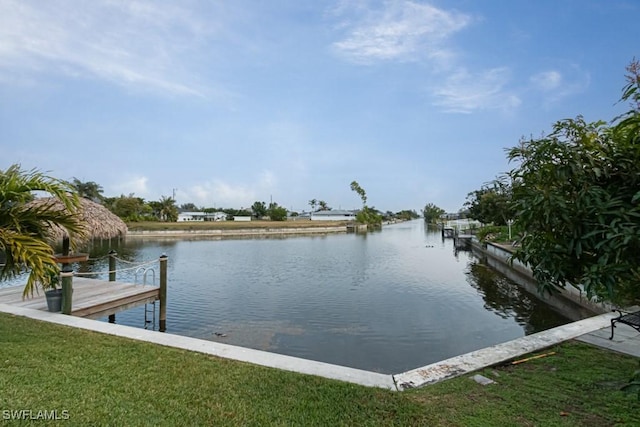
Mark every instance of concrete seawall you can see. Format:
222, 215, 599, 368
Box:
471, 241, 608, 318
126, 226, 348, 239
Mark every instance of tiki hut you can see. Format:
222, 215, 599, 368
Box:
28, 197, 127, 244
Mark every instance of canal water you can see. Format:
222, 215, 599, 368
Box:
67, 219, 576, 374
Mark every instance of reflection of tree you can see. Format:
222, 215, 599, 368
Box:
466, 262, 568, 334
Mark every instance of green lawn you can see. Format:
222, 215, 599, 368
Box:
1, 312, 639, 426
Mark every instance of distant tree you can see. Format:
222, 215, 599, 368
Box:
397, 209, 420, 221
268, 202, 287, 221
355, 206, 382, 226
422, 203, 445, 223
507, 59, 640, 303
350, 181, 380, 225
71, 178, 104, 203
156, 196, 178, 222
252, 201, 267, 218
148, 200, 162, 219
104, 194, 150, 222
180, 203, 198, 211
350, 181, 367, 206
317, 200, 330, 211
308, 199, 318, 212
464, 178, 513, 226
1, 165, 86, 296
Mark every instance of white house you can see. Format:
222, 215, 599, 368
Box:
177, 211, 227, 222
233, 216, 251, 222
310, 210, 357, 221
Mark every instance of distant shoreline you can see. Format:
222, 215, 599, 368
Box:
124, 219, 405, 238
126, 224, 348, 238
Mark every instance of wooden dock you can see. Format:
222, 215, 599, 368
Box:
454, 234, 473, 250
0, 278, 159, 320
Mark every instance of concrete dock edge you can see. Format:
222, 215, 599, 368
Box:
0, 304, 623, 392
393, 312, 616, 390
0, 304, 396, 390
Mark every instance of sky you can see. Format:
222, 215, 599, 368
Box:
0, 0, 638, 214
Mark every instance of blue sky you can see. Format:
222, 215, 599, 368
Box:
1, 0, 638, 213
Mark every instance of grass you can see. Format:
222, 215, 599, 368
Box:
1, 312, 639, 426
126, 220, 350, 231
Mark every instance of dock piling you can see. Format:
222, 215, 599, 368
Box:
61, 264, 73, 315
159, 254, 168, 332
108, 250, 116, 323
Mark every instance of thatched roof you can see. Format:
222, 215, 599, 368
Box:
29, 197, 127, 242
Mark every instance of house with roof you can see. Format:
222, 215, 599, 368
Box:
177, 211, 227, 222
310, 210, 357, 221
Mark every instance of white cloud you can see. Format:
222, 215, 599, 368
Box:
432, 67, 521, 114
330, 1, 520, 114
0, 0, 223, 96
331, 1, 471, 65
259, 170, 277, 189
182, 170, 278, 208
110, 175, 149, 197
530, 70, 562, 91
529, 67, 590, 106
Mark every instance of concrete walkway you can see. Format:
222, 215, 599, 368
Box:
393, 312, 622, 390
577, 320, 640, 357
1, 303, 638, 391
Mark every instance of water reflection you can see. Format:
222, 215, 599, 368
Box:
466, 262, 569, 335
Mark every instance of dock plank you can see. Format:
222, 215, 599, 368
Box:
0, 277, 159, 319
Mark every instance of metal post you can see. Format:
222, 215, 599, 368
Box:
108, 250, 116, 323
61, 264, 73, 315
159, 254, 168, 332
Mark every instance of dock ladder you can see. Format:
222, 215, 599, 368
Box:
135, 267, 157, 330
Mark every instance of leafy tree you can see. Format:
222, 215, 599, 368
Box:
396, 209, 420, 221
317, 200, 330, 211
350, 181, 367, 205
464, 178, 513, 226
148, 200, 162, 219
180, 202, 199, 211
252, 201, 267, 218
268, 202, 287, 221
349, 181, 380, 225
104, 194, 150, 222
1, 165, 86, 296
156, 196, 178, 222
71, 178, 104, 203
355, 206, 382, 226
422, 203, 445, 223
507, 60, 640, 302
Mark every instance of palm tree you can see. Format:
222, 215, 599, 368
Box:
0, 165, 85, 296
157, 196, 178, 222
71, 178, 104, 203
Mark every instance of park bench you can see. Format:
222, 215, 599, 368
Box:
610, 309, 640, 339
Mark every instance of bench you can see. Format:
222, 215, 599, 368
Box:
610, 309, 640, 339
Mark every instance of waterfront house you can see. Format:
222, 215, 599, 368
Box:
310, 210, 357, 221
